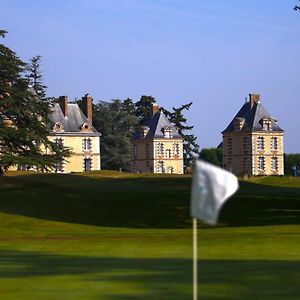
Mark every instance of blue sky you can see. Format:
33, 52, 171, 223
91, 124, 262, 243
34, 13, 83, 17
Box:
2, 0, 300, 152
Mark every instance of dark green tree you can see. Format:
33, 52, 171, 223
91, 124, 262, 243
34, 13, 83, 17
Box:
163, 102, 200, 168
0, 30, 70, 175
284, 153, 300, 175
135, 95, 156, 119
200, 148, 223, 167
93, 99, 139, 171
26, 55, 47, 100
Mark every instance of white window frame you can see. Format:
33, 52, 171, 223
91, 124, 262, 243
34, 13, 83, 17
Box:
271, 137, 278, 150
258, 156, 265, 171
257, 137, 264, 150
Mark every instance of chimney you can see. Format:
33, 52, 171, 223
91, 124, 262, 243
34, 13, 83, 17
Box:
59, 96, 68, 117
152, 103, 160, 115
249, 94, 260, 108
82, 94, 93, 125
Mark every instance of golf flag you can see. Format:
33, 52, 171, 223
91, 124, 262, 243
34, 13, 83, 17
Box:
191, 159, 239, 225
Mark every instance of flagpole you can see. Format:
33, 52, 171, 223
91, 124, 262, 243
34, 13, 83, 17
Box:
193, 218, 197, 300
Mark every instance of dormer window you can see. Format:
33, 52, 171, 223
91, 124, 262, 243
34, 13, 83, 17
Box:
162, 126, 172, 138
140, 126, 149, 138
260, 118, 272, 131
53, 122, 64, 132
234, 118, 244, 130
80, 123, 91, 132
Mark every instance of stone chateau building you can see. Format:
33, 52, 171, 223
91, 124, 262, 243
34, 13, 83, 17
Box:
47, 94, 101, 173
131, 104, 184, 174
222, 94, 284, 176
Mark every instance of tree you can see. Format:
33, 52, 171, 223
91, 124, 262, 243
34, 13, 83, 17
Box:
93, 99, 139, 171
135, 95, 156, 119
26, 55, 47, 100
284, 153, 300, 175
200, 148, 223, 167
0, 30, 70, 175
163, 102, 200, 168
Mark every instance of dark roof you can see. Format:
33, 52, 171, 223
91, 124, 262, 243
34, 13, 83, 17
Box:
48, 103, 100, 136
222, 101, 283, 133
133, 110, 182, 140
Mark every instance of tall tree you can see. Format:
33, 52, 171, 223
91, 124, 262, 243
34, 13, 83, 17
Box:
93, 99, 139, 171
0, 30, 70, 175
135, 95, 156, 119
26, 55, 47, 100
163, 102, 200, 168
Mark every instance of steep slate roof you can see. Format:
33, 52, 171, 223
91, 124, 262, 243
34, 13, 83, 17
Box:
48, 103, 100, 136
133, 110, 182, 139
222, 101, 283, 133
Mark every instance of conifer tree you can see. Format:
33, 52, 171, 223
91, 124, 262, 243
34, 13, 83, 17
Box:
163, 102, 200, 168
26, 55, 47, 100
0, 30, 70, 175
135, 95, 156, 119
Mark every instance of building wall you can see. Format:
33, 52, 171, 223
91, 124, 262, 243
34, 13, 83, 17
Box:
48, 135, 101, 173
251, 132, 284, 176
223, 131, 284, 176
132, 138, 184, 174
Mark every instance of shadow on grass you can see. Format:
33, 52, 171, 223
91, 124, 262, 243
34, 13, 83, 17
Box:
0, 174, 300, 228
0, 249, 299, 299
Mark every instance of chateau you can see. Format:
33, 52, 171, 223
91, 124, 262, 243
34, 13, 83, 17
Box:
131, 104, 184, 174
47, 94, 101, 173
222, 94, 284, 176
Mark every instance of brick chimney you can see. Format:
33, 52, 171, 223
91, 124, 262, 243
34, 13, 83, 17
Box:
249, 94, 260, 108
59, 96, 68, 117
82, 94, 93, 125
152, 103, 160, 115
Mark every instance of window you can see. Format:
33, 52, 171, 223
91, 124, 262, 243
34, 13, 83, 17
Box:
227, 137, 233, 155
163, 128, 172, 138
84, 158, 92, 171
166, 149, 172, 158
173, 143, 180, 155
55, 138, 63, 146
262, 118, 272, 131
83, 138, 92, 150
133, 145, 137, 158
243, 137, 251, 155
234, 118, 244, 130
140, 126, 149, 138
271, 137, 278, 150
258, 156, 265, 171
55, 161, 63, 173
157, 143, 164, 155
157, 161, 164, 173
146, 144, 150, 159
257, 137, 264, 150
271, 157, 278, 171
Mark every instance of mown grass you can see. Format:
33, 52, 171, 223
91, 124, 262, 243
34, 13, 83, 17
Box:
0, 171, 299, 299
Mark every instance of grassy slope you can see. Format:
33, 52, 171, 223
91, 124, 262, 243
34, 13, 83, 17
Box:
0, 172, 299, 299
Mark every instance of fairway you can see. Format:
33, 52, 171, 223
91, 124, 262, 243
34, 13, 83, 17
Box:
0, 172, 299, 299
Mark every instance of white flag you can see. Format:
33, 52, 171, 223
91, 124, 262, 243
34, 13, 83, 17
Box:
190, 159, 239, 225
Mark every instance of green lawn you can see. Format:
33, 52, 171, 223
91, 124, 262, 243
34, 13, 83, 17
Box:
0, 171, 299, 299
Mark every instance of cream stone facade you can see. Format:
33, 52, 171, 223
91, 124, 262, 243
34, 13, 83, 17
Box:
222, 94, 284, 176
47, 94, 101, 173
132, 104, 184, 174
